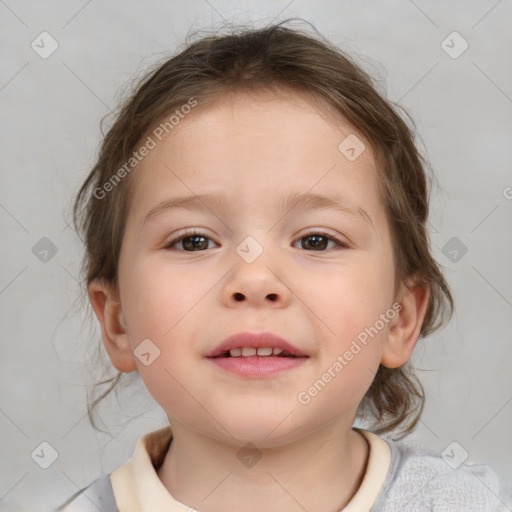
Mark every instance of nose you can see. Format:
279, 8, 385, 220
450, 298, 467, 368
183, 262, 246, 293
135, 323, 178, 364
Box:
221, 251, 292, 308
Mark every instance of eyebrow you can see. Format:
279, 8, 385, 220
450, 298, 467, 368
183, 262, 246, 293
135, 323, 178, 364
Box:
141, 191, 374, 229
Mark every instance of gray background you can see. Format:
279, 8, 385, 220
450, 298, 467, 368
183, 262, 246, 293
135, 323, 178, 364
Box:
1, 1, 511, 510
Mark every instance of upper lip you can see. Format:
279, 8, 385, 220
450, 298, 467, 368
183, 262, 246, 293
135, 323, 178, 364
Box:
206, 332, 308, 358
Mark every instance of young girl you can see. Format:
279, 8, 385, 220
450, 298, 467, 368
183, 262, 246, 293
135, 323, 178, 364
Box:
56, 20, 505, 512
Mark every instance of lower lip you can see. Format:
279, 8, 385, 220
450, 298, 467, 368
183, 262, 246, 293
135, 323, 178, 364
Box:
207, 356, 308, 377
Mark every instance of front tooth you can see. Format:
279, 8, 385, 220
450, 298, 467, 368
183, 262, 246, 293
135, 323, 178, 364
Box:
272, 348, 283, 355
229, 348, 242, 357
241, 347, 257, 356
256, 347, 273, 356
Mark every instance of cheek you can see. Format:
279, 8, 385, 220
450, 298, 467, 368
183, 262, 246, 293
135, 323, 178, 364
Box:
119, 258, 209, 359
121, 258, 206, 340
313, 254, 394, 330
307, 254, 394, 386
120, 264, 206, 414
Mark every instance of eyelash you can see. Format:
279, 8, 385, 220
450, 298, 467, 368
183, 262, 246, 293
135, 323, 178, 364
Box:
164, 229, 349, 251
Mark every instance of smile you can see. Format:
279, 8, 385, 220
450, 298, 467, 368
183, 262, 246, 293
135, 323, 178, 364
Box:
214, 347, 297, 358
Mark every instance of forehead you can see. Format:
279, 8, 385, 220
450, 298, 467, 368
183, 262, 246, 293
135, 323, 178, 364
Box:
126, 90, 382, 225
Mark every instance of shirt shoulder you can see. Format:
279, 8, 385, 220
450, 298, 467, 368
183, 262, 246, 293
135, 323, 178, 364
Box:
53, 474, 119, 512
370, 436, 506, 512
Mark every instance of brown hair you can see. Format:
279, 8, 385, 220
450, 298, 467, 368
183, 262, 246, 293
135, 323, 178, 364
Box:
72, 19, 453, 440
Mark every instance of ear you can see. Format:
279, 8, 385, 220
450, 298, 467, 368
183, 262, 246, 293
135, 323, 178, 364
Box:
381, 279, 430, 368
88, 279, 137, 373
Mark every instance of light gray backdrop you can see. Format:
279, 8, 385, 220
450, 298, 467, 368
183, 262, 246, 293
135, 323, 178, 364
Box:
1, 1, 511, 510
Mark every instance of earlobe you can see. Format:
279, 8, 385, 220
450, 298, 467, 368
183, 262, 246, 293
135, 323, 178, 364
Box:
381, 279, 430, 368
88, 279, 137, 373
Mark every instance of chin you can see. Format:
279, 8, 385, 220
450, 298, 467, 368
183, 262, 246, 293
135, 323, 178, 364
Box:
214, 413, 308, 448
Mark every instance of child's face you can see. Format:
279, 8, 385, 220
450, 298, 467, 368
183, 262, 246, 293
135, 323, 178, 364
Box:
103, 90, 414, 445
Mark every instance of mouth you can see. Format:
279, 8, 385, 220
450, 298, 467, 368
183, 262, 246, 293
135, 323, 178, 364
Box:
205, 331, 309, 359
205, 332, 309, 377
211, 347, 302, 358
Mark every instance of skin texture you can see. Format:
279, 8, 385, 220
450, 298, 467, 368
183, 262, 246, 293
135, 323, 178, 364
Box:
89, 89, 429, 511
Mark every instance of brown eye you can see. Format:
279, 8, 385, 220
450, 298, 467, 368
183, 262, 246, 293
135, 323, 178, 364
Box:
165, 230, 216, 251
295, 231, 347, 251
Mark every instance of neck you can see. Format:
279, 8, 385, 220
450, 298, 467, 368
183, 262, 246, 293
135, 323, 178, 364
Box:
156, 418, 369, 512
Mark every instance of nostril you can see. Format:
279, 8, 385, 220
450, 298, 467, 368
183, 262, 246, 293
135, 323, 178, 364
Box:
233, 292, 277, 301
